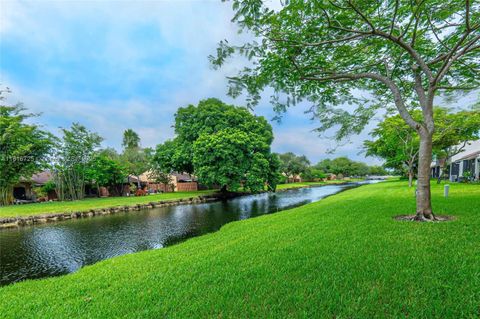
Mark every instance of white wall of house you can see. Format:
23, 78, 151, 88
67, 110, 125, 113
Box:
448, 140, 480, 182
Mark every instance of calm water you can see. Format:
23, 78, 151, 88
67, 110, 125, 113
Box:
0, 183, 368, 286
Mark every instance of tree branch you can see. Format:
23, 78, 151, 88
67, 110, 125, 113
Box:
300, 72, 421, 130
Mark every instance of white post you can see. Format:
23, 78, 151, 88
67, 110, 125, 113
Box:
476, 157, 480, 181
444, 184, 449, 198
459, 161, 464, 179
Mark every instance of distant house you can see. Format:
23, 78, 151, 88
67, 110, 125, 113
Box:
431, 140, 480, 182
281, 172, 302, 183
13, 171, 55, 202
131, 171, 199, 193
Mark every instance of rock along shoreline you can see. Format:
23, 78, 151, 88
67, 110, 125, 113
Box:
0, 192, 245, 229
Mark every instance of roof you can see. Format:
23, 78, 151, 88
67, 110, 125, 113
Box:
21, 171, 53, 185
451, 140, 480, 162
457, 150, 480, 161
171, 172, 196, 182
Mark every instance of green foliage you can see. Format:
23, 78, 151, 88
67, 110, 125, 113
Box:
315, 157, 371, 177
41, 180, 56, 193
211, 1, 479, 139
364, 114, 419, 174
302, 168, 326, 181
86, 153, 128, 190
365, 108, 480, 176
154, 99, 279, 192
53, 123, 103, 201
122, 129, 140, 150
0, 100, 54, 205
278, 152, 310, 181
120, 147, 151, 183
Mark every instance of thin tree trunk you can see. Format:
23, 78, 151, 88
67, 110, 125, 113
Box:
415, 132, 435, 221
408, 170, 413, 188
436, 164, 444, 184
0, 186, 13, 206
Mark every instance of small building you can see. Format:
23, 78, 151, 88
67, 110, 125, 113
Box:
132, 171, 199, 193
431, 140, 480, 182
281, 173, 302, 183
13, 171, 55, 202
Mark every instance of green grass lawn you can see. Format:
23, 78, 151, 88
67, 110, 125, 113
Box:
0, 190, 215, 218
1, 181, 479, 318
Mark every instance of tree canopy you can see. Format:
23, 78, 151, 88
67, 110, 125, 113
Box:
53, 123, 103, 201
122, 129, 140, 150
211, 0, 480, 220
364, 108, 480, 185
0, 102, 54, 205
315, 157, 370, 177
154, 98, 279, 192
278, 152, 311, 179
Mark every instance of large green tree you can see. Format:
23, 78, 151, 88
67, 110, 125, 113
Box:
365, 108, 480, 186
432, 108, 480, 182
154, 98, 280, 192
85, 151, 128, 197
0, 101, 54, 205
364, 115, 419, 187
278, 152, 310, 182
212, 0, 480, 220
316, 157, 370, 177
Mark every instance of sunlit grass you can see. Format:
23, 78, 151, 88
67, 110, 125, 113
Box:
0, 190, 215, 218
1, 181, 479, 318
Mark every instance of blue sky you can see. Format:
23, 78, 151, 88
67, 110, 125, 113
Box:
1, 1, 476, 165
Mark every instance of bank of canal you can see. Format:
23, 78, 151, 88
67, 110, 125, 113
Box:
0, 182, 376, 286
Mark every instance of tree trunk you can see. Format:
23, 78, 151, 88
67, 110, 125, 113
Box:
408, 169, 413, 188
415, 132, 435, 221
436, 164, 444, 184
0, 186, 14, 206
220, 185, 228, 193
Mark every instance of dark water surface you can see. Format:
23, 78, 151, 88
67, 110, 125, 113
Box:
0, 182, 371, 286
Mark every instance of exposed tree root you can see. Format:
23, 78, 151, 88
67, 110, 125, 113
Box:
394, 214, 454, 222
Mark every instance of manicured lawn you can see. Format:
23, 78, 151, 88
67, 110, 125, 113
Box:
0, 190, 215, 218
1, 181, 479, 318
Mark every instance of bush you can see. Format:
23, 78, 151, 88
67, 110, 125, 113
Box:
135, 189, 147, 196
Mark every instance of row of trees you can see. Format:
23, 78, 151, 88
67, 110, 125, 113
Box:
1, 97, 284, 205
278, 152, 387, 183
0, 93, 153, 205
364, 107, 480, 187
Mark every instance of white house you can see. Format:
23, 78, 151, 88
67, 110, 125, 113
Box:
435, 140, 480, 182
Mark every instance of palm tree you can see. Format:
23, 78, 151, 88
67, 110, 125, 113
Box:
122, 129, 140, 150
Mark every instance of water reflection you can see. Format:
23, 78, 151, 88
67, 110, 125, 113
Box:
0, 183, 365, 285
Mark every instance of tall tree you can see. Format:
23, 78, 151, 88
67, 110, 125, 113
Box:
85, 152, 128, 197
211, 1, 480, 220
278, 152, 311, 182
54, 123, 103, 201
364, 115, 419, 187
0, 100, 54, 205
122, 129, 140, 150
153, 98, 280, 192
432, 108, 480, 182
365, 108, 480, 186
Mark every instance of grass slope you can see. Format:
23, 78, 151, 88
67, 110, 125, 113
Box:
0, 190, 214, 218
1, 181, 479, 318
